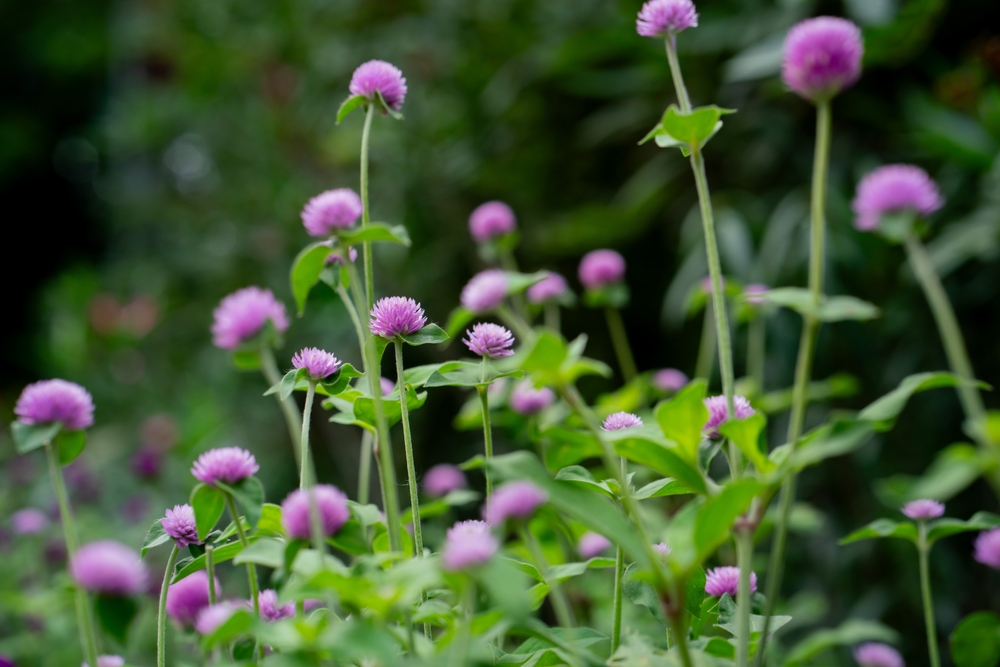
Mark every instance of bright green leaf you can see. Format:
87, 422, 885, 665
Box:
172, 539, 247, 583
612, 436, 707, 495
55, 429, 87, 465
290, 242, 332, 316
190, 483, 227, 541
233, 536, 285, 568
951, 612, 1000, 667
694, 479, 763, 558
336, 94, 367, 124
400, 323, 450, 346
718, 413, 772, 472
655, 379, 709, 463
860, 372, 989, 427
337, 223, 411, 247
141, 519, 171, 558
839, 518, 918, 545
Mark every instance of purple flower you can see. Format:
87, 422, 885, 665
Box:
743, 283, 769, 306
653, 368, 688, 392
902, 499, 945, 520
469, 201, 517, 243
653, 542, 672, 558
0, 656, 13, 667
423, 464, 467, 497
211, 287, 289, 350
441, 520, 498, 571
526, 273, 569, 304
292, 347, 343, 381
195, 602, 239, 635
191, 447, 259, 486
602, 412, 643, 431
281, 485, 350, 540
349, 60, 407, 111
464, 322, 515, 358
974, 528, 1000, 569
11, 509, 48, 535
369, 296, 427, 339
852, 164, 944, 232
578, 532, 612, 558
782, 17, 863, 102
70, 541, 148, 596
15, 379, 94, 430
509, 381, 555, 416
300, 189, 363, 237
161, 504, 201, 548
705, 566, 756, 598
258, 589, 295, 622
82, 656, 126, 667
853, 643, 904, 667
132, 444, 163, 479
380, 377, 396, 396
166, 571, 220, 626
636, 0, 698, 37
461, 269, 509, 314
483, 481, 547, 525
578, 249, 626, 291
703, 395, 755, 438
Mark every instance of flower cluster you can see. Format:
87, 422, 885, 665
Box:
369, 296, 427, 338
292, 347, 342, 381
191, 447, 259, 486
464, 322, 515, 358
15, 379, 94, 430
211, 287, 289, 350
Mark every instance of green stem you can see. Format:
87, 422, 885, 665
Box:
206, 543, 216, 604
157, 545, 180, 667
735, 528, 753, 667
299, 383, 316, 490
360, 103, 376, 310
478, 358, 495, 500
747, 316, 766, 394
497, 304, 534, 343
664, 35, 692, 113
544, 302, 561, 332
394, 339, 424, 558
669, 612, 695, 667
521, 526, 576, 629
336, 283, 367, 358
605, 307, 638, 384
498, 247, 529, 321
260, 344, 305, 471
917, 522, 941, 667
694, 306, 716, 383
449, 582, 475, 667
225, 494, 261, 618
611, 545, 624, 651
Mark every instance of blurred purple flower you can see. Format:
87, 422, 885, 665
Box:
483, 481, 547, 525
191, 447, 259, 486
258, 589, 295, 622
161, 504, 201, 548
369, 296, 427, 338
509, 381, 555, 416
743, 283, 769, 306
653, 542, 672, 558
380, 377, 396, 396
782, 17, 863, 101
461, 269, 509, 314
121, 494, 149, 524
974, 528, 1000, 569
70, 541, 148, 596
15, 379, 94, 430
281, 485, 350, 540
292, 347, 342, 381
653, 368, 688, 392
423, 464, 467, 497
195, 602, 239, 635
636, 0, 698, 37
131, 444, 163, 479
65, 460, 100, 503
703, 395, 755, 438
853, 643, 904, 667
852, 164, 944, 232
211, 287, 289, 350
441, 520, 498, 571
602, 412, 643, 431
11, 509, 48, 535
578, 532, 611, 558
349, 60, 407, 111
82, 656, 125, 667
705, 566, 756, 597
0, 655, 13, 667
464, 322, 515, 358
902, 499, 945, 520
579, 250, 625, 290
526, 273, 569, 304
301, 188, 362, 236
166, 571, 220, 626
469, 201, 517, 243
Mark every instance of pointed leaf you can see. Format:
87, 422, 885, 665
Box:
951, 612, 1000, 667
290, 242, 332, 315
190, 483, 227, 541
11, 421, 62, 455
612, 435, 707, 495
718, 413, 772, 472
839, 518, 918, 545
55, 429, 87, 465
337, 223, 411, 247
336, 94, 367, 124
655, 380, 708, 463
694, 479, 764, 558
141, 518, 171, 558
860, 372, 990, 427
94, 595, 137, 644
172, 539, 247, 583
927, 512, 1000, 544
233, 536, 285, 568
784, 619, 898, 666
220, 476, 265, 530
400, 323, 450, 346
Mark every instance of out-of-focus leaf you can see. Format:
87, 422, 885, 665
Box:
257, 503, 283, 536
542, 427, 603, 470
141, 518, 171, 558
622, 562, 666, 625
337, 223, 411, 247
190, 483, 227, 541
718, 413, 772, 472
926, 512, 1000, 544
839, 519, 917, 545
55, 429, 86, 465
95, 595, 138, 644
788, 419, 874, 471
336, 94, 367, 124
757, 374, 859, 414
859, 372, 990, 428
218, 476, 264, 529
694, 479, 763, 558
784, 619, 898, 666
612, 435, 707, 495
11, 421, 62, 455
290, 242, 331, 315
876, 443, 984, 507
763, 288, 879, 322
950, 612, 1000, 667
633, 477, 694, 499
201, 608, 254, 648
233, 536, 285, 568
655, 379, 708, 463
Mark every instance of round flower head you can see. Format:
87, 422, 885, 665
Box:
211, 287, 289, 350
469, 201, 517, 243
853, 643, 904, 667
166, 571, 220, 626
636, 0, 698, 37
653, 542, 672, 558
191, 447, 259, 486
743, 283, 769, 306
703, 395, 755, 438
258, 589, 295, 622
461, 269, 509, 314
464, 322, 515, 358
653, 368, 689, 392
423, 464, 467, 497
281, 484, 350, 540
300, 188, 363, 237
161, 504, 200, 548
526, 273, 569, 304
195, 602, 239, 635
579, 249, 626, 290
15, 379, 94, 430
974, 528, 1000, 569
380, 376, 396, 396
705, 566, 756, 598
441, 520, 498, 571
11, 508, 49, 535
70, 540, 148, 596
509, 381, 555, 416
292, 347, 342, 381
578, 532, 612, 559
603, 412, 643, 431
902, 499, 945, 520
82, 656, 126, 667
369, 296, 427, 339
349, 60, 407, 111
852, 164, 944, 232
483, 481, 548, 525
782, 17, 863, 101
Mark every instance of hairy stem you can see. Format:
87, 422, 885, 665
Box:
260, 344, 305, 471
226, 494, 260, 618
478, 358, 495, 500
299, 383, 316, 490
917, 522, 941, 667
358, 431, 374, 505
605, 307, 638, 384
206, 543, 216, 604
395, 340, 424, 558
157, 545, 180, 667
360, 103, 376, 310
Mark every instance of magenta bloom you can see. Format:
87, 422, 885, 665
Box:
653, 368, 688, 392
15, 379, 94, 430
166, 571, 220, 626
509, 381, 555, 416
191, 447, 259, 486
853, 643, 904, 667
526, 273, 569, 304
423, 464, 467, 497
578, 249, 626, 290
464, 322, 515, 358
349, 60, 407, 111
578, 532, 612, 559
469, 201, 517, 243
483, 481, 547, 525
11, 508, 49, 535
258, 589, 295, 622
300, 189, 363, 237
369, 296, 427, 339
441, 520, 498, 571
602, 412, 643, 431
782, 17, 863, 101
705, 566, 756, 597
211, 287, 289, 350
703, 395, 755, 438
70, 541, 148, 596
195, 602, 239, 635
902, 499, 945, 520
653, 542, 672, 558
852, 164, 944, 232
380, 376, 396, 396
461, 269, 509, 314
974, 528, 1000, 569
281, 485, 350, 540
743, 283, 769, 306
292, 347, 342, 381
161, 504, 201, 548
636, 0, 698, 37
82, 657, 126, 667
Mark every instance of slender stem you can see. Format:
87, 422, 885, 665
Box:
206, 544, 216, 604
225, 495, 260, 617
664, 35, 692, 112
521, 526, 576, 629
669, 612, 695, 667
605, 307, 638, 384
395, 340, 424, 558
360, 103, 376, 310
611, 545, 624, 651
917, 522, 941, 667
497, 304, 534, 343
337, 283, 367, 358
358, 431, 373, 505
299, 383, 316, 490
449, 582, 475, 667
498, 247, 529, 320
260, 344, 305, 470
157, 545, 180, 667
545, 302, 561, 332
478, 359, 495, 500
747, 316, 766, 394
735, 529, 753, 667
694, 306, 716, 382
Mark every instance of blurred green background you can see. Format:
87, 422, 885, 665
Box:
3, 0, 1000, 664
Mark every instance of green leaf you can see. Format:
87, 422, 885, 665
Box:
788, 419, 874, 471
336, 94, 367, 124
190, 483, 227, 541
718, 413, 773, 472
404, 363, 450, 388
472, 556, 532, 623
231, 349, 261, 371
400, 323, 450, 346
655, 379, 709, 463
505, 271, 549, 294
141, 519, 171, 558
290, 242, 332, 316
622, 563, 667, 625
877, 443, 984, 507
445, 306, 475, 338
264, 368, 303, 400
860, 372, 989, 427
839, 518, 918, 545
11, 421, 62, 455
94, 595, 137, 644
927, 511, 1000, 544
233, 536, 285, 568
257, 503, 283, 536
172, 539, 248, 583
554, 465, 616, 498
220, 476, 265, 530
316, 363, 365, 397
337, 223, 411, 247
55, 429, 87, 465
762, 288, 880, 322
634, 477, 694, 500
951, 612, 1000, 667
659, 105, 735, 148
686, 567, 707, 619
612, 435, 708, 495
784, 619, 899, 666
375, 90, 404, 120
694, 479, 763, 558
201, 608, 254, 648
714, 593, 791, 638
423, 361, 523, 388
541, 427, 603, 470
348, 386, 428, 428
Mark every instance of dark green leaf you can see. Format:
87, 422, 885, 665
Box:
263, 368, 303, 399
375, 90, 404, 120
951, 612, 1000, 667
141, 519, 171, 558
839, 518, 918, 545
190, 483, 227, 541
400, 323, 450, 346
927, 512, 1000, 544
612, 435, 708, 496
633, 477, 694, 500
336, 94, 367, 124
172, 539, 247, 583
94, 595, 138, 644
337, 223, 411, 247
290, 242, 332, 315
718, 413, 772, 472
220, 476, 265, 529
55, 429, 87, 465
622, 563, 666, 625
11, 421, 62, 455
316, 363, 364, 397
233, 536, 285, 568
655, 380, 708, 463
686, 567, 707, 619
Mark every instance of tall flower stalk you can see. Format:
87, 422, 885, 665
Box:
464, 322, 516, 499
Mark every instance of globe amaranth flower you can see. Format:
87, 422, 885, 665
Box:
191, 447, 259, 486
526, 272, 569, 304
441, 520, 498, 571
469, 201, 517, 243
82, 656, 126, 667
380, 376, 396, 396
653, 368, 689, 392
579, 249, 626, 291
300, 188, 363, 237
509, 381, 555, 416
636, 0, 698, 37
292, 347, 343, 381
578, 532, 612, 559
161, 504, 201, 548
461, 269, 509, 314
281, 484, 350, 540
653, 542, 672, 558
602, 412, 643, 431
258, 589, 295, 622
464, 322, 515, 358
483, 481, 548, 525
349, 60, 407, 111
703, 395, 755, 438
11, 508, 49, 535
70, 541, 148, 596
423, 464, 467, 497
211, 287, 289, 350
15, 379, 94, 430
369, 296, 427, 339
902, 499, 945, 520
166, 571, 220, 626
852, 164, 944, 232
743, 283, 769, 306
974, 528, 1000, 569
853, 642, 904, 667
705, 566, 756, 598
195, 602, 240, 635
782, 17, 863, 101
